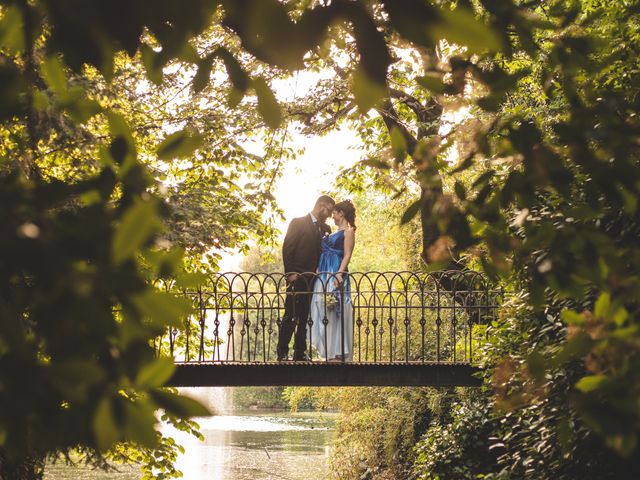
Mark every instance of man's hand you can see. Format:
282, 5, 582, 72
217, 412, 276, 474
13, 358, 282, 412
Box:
287, 273, 299, 283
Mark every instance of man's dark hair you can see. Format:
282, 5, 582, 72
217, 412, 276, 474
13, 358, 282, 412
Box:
315, 195, 335, 207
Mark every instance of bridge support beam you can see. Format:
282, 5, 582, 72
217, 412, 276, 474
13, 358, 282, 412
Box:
168, 362, 482, 387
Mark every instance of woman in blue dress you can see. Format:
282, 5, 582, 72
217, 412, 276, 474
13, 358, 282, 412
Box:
309, 200, 356, 361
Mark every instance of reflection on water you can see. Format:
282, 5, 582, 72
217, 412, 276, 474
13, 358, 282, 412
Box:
166, 411, 334, 480
46, 406, 334, 480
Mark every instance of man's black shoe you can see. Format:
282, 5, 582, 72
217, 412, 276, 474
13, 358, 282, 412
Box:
292, 352, 310, 361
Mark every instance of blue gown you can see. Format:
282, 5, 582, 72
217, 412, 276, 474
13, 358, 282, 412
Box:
308, 229, 354, 360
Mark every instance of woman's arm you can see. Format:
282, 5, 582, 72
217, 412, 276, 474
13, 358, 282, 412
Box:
336, 228, 355, 284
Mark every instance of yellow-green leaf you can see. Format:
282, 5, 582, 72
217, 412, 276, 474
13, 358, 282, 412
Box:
140, 44, 163, 85
150, 389, 211, 417
575, 375, 608, 393
217, 47, 249, 93
0, 6, 25, 54
417, 73, 448, 95
132, 290, 192, 328
612, 306, 629, 326
560, 309, 585, 326
594, 292, 610, 319
192, 54, 214, 93
41, 56, 68, 94
360, 158, 391, 170
157, 129, 203, 160
112, 200, 159, 265
106, 112, 137, 168
123, 399, 158, 448
253, 77, 281, 129
136, 357, 176, 389
175, 271, 208, 289
433, 8, 502, 53
390, 126, 408, 163
401, 199, 422, 225
352, 67, 386, 113
93, 397, 119, 451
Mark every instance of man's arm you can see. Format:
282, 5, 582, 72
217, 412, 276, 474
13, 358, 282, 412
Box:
282, 218, 301, 274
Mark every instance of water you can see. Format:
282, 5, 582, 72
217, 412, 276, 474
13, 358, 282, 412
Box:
45, 389, 335, 480
166, 410, 334, 479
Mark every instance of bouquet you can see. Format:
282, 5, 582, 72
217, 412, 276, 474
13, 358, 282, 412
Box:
325, 279, 341, 310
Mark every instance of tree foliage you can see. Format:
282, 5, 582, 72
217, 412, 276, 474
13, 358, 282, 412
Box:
1, 0, 640, 478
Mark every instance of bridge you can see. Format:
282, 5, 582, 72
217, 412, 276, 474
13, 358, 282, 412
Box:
159, 271, 502, 387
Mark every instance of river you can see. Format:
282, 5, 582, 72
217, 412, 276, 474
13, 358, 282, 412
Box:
45, 388, 335, 480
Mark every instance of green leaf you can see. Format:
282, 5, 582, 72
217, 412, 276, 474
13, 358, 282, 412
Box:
106, 112, 137, 169
192, 54, 214, 93
618, 185, 637, 214
453, 181, 466, 201
157, 129, 203, 160
228, 87, 245, 108
58, 88, 102, 123
150, 389, 211, 417
112, 200, 159, 265
136, 357, 176, 389
611, 324, 639, 339
560, 309, 585, 325
123, 399, 159, 448
352, 67, 386, 113
175, 271, 208, 289
93, 397, 119, 451
50, 360, 105, 383
140, 44, 163, 85
252, 77, 281, 129
107, 112, 135, 142
41, 56, 68, 94
132, 290, 192, 328
0, 6, 25, 54
417, 73, 448, 95
217, 47, 249, 93
433, 8, 502, 53
612, 307, 629, 327
575, 375, 608, 393
143, 247, 184, 277
401, 199, 422, 225
594, 292, 610, 319
360, 158, 391, 170
390, 126, 408, 163
49, 360, 106, 401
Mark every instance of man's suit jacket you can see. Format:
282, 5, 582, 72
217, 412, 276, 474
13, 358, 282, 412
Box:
282, 214, 331, 273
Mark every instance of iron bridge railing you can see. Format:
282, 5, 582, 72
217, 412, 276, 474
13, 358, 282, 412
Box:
156, 270, 502, 365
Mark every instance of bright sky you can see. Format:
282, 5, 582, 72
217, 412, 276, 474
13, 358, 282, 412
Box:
274, 125, 360, 229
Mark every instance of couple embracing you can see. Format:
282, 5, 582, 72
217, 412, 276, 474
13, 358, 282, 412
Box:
276, 195, 357, 362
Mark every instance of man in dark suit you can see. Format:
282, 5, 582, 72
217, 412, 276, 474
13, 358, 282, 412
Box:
277, 195, 335, 361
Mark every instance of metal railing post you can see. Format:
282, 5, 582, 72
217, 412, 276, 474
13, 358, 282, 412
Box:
340, 280, 345, 361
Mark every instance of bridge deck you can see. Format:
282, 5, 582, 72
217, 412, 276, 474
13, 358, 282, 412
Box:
169, 362, 482, 387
